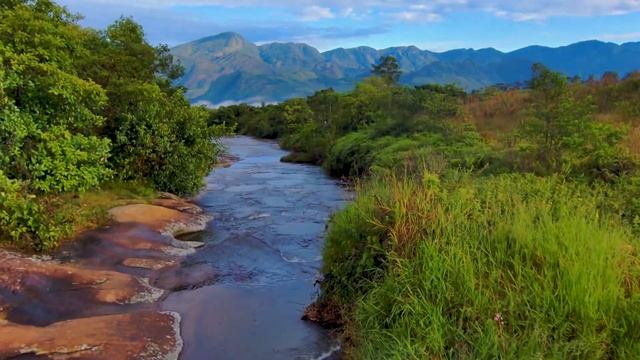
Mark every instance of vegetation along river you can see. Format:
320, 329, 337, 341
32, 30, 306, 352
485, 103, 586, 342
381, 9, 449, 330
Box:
162, 136, 349, 359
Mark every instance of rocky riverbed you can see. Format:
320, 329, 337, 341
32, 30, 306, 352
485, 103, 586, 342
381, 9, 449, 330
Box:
0, 195, 211, 359
0, 136, 348, 360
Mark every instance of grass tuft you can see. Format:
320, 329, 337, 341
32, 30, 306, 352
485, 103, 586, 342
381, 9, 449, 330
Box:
322, 171, 640, 359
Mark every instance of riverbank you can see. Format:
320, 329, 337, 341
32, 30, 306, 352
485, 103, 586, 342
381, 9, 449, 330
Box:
0, 194, 212, 359
0, 137, 349, 359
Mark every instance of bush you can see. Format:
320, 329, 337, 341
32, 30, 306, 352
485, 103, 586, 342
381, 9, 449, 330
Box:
107, 82, 218, 195
324, 131, 376, 177
28, 126, 112, 193
0, 2, 222, 252
324, 127, 491, 178
322, 171, 640, 358
0, 171, 63, 251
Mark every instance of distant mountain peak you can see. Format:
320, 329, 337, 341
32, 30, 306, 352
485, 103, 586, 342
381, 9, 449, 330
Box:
172, 35, 640, 106
204, 32, 246, 41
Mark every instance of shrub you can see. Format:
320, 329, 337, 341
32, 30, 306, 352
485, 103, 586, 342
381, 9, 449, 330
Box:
322, 171, 640, 358
28, 126, 112, 193
107, 82, 217, 195
0, 171, 62, 251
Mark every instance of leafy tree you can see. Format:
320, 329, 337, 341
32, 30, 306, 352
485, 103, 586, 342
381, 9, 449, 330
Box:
600, 71, 619, 85
107, 82, 217, 195
0, 1, 111, 194
0, 170, 61, 251
75, 16, 217, 195
0, 0, 222, 250
372, 56, 402, 83
520, 64, 626, 177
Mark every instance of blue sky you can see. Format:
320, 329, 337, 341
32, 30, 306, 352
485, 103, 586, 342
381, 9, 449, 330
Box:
57, 0, 640, 52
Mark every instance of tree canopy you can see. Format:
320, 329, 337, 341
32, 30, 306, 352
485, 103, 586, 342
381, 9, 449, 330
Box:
372, 55, 402, 83
0, 0, 223, 250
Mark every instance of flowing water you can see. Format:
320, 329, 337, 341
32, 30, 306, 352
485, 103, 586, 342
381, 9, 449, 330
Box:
162, 136, 348, 359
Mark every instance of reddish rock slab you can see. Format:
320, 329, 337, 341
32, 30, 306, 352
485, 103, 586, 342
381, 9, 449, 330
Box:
151, 199, 203, 215
0, 311, 182, 360
0, 251, 162, 326
0, 198, 210, 358
215, 153, 240, 168
0, 251, 157, 304
109, 204, 211, 237
151, 263, 218, 292
122, 258, 177, 271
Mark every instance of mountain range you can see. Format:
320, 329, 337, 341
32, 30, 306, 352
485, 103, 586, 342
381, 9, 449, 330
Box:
171, 32, 640, 106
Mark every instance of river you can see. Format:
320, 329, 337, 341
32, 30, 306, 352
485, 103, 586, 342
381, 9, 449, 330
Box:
162, 136, 348, 359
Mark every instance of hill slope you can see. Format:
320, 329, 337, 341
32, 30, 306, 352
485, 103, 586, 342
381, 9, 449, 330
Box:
172, 33, 640, 106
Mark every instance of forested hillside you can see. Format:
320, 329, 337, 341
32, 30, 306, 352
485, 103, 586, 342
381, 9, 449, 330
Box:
0, 0, 227, 251
213, 59, 640, 358
173, 32, 640, 106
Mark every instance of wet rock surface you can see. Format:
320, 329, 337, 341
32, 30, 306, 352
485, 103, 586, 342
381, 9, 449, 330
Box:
109, 204, 212, 237
0, 197, 209, 359
0, 311, 182, 360
0, 136, 348, 360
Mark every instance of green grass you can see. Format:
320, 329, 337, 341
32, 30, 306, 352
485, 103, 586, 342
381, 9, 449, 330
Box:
322, 171, 640, 359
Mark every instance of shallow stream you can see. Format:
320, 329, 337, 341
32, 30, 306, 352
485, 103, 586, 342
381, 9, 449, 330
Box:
162, 136, 348, 359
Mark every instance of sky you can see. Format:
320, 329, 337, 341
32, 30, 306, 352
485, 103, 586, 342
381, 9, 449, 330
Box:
57, 0, 640, 52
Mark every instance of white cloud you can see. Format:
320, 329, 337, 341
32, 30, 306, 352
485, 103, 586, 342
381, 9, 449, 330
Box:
600, 31, 640, 41
342, 7, 354, 16
299, 5, 335, 21
60, 0, 640, 21
394, 11, 442, 22
481, 0, 640, 20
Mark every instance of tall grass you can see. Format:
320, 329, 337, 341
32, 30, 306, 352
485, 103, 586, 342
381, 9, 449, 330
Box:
322, 171, 640, 359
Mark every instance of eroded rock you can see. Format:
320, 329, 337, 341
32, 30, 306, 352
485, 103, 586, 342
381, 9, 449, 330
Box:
0, 250, 163, 325
109, 204, 212, 237
302, 300, 343, 329
0, 196, 211, 358
152, 199, 203, 215
151, 263, 217, 292
0, 311, 182, 360
215, 153, 240, 168
123, 258, 177, 271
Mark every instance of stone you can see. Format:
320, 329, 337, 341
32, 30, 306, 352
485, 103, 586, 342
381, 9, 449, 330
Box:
109, 204, 212, 237
151, 263, 217, 292
0, 251, 163, 326
0, 311, 182, 360
0, 250, 156, 305
152, 199, 203, 214
122, 258, 177, 270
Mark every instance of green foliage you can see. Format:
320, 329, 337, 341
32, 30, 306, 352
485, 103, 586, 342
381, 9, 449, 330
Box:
517, 64, 630, 178
0, 171, 63, 251
0, 3, 111, 194
28, 126, 112, 193
0, 0, 221, 250
324, 127, 490, 178
613, 73, 640, 119
216, 63, 640, 357
106, 82, 217, 195
372, 56, 402, 84
323, 171, 640, 359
